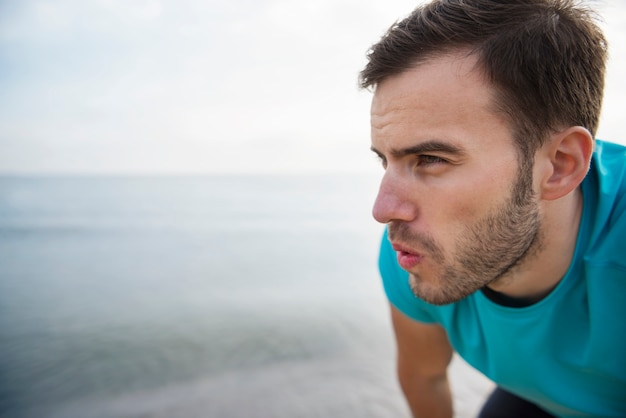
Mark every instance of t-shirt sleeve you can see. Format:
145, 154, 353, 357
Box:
378, 228, 438, 323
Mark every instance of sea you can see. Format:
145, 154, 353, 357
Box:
0, 173, 415, 418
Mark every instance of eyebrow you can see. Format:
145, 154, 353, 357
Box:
371, 140, 466, 159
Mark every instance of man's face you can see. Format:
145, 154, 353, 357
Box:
370, 52, 542, 305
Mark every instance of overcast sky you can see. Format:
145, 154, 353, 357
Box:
1, 0, 624, 174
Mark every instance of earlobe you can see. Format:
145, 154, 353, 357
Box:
540, 127, 593, 201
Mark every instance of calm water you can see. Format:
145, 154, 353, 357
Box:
0, 174, 410, 417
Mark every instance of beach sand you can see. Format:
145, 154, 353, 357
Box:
450, 354, 495, 418
42, 353, 493, 418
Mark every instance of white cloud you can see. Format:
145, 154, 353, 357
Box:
596, 3, 626, 143
0, 0, 624, 174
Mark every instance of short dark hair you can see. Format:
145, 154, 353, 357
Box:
359, 0, 608, 157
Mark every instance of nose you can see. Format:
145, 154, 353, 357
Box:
372, 171, 418, 224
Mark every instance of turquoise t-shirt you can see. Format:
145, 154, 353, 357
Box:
379, 140, 626, 417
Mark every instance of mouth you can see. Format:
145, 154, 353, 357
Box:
391, 242, 423, 270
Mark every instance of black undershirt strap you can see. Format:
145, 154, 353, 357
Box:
480, 286, 536, 308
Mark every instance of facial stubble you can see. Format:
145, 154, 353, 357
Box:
390, 162, 542, 305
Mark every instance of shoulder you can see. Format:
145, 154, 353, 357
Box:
582, 140, 626, 266
589, 140, 626, 210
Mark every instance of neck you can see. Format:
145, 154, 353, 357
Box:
486, 187, 583, 303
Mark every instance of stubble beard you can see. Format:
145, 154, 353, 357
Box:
391, 163, 542, 306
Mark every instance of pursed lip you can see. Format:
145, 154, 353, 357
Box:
391, 242, 423, 269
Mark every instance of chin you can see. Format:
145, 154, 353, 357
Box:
409, 274, 473, 306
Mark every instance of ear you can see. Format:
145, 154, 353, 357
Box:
540, 126, 593, 201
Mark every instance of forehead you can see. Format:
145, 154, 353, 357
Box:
371, 52, 515, 153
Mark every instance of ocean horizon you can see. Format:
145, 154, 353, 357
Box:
0, 173, 491, 417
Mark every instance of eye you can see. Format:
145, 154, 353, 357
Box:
417, 154, 447, 166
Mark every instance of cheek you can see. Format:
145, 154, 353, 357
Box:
420, 189, 484, 244
426, 173, 514, 227
418, 154, 520, 231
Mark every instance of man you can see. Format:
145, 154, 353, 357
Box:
359, 0, 626, 417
